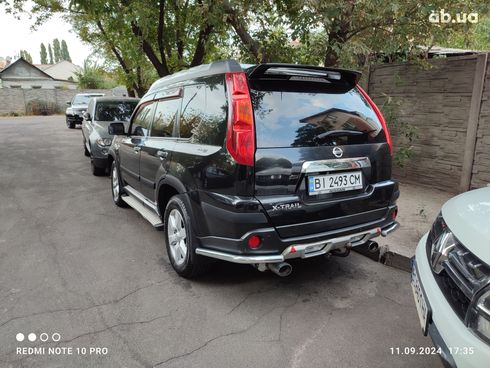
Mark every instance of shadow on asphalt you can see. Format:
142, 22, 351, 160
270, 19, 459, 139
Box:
189, 255, 359, 287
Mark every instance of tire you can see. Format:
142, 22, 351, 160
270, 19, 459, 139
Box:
68, 121, 75, 129
164, 195, 206, 278
91, 159, 106, 176
84, 143, 90, 157
111, 161, 127, 207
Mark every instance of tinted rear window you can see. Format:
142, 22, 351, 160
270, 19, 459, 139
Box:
251, 87, 386, 148
95, 101, 138, 122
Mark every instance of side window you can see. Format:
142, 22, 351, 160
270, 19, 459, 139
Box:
180, 84, 205, 139
151, 98, 181, 137
180, 78, 227, 146
131, 103, 155, 137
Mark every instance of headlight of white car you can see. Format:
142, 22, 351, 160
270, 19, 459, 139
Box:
429, 214, 458, 274
96, 138, 112, 147
469, 288, 490, 343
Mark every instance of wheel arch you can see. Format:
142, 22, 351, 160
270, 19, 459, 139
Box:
156, 175, 186, 216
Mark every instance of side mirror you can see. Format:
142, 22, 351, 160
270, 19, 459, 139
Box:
66, 101, 71, 106
108, 122, 125, 135
83, 112, 91, 121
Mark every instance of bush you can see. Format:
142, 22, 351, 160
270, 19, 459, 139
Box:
0, 112, 24, 117
26, 99, 61, 116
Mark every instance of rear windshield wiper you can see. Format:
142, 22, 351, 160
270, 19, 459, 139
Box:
313, 130, 370, 142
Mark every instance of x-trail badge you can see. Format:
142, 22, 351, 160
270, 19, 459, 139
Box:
332, 146, 343, 158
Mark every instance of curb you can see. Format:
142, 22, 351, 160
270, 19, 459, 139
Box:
354, 244, 412, 273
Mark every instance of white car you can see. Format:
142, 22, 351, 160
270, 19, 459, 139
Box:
412, 187, 490, 367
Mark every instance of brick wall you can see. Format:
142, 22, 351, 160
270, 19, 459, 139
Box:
0, 89, 115, 115
368, 55, 489, 192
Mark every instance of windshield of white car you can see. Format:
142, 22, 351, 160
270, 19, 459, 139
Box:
72, 95, 101, 105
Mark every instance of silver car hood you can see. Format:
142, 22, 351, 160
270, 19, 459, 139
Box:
442, 187, 490, 264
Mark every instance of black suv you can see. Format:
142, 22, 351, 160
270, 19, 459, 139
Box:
108, 60, 399, 278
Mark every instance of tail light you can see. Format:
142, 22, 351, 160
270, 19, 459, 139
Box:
356, 84, 393, 155
225, 72, 255, 166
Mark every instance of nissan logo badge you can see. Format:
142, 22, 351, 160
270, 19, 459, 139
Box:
332, 146, 343, 158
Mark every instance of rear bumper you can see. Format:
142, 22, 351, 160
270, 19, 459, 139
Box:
196, 221, 398, 264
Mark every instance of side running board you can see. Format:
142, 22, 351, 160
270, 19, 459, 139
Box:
122, 187, 163, 228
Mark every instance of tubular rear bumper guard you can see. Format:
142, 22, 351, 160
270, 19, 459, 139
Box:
196, 222, 399, 264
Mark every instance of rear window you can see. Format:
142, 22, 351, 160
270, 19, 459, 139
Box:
95, 101, 138, 122
251, 87, 386, 148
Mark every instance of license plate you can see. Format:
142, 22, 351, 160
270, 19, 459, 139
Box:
308, 171, 362, 195
411, 260, 430, 335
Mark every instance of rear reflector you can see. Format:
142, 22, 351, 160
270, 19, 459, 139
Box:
356, 84, 393, 155
392, 209, 398, 220
248, 235, 262, 249
225, 72, 255, 166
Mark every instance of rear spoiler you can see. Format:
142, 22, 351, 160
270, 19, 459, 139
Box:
246, 63, 361, 88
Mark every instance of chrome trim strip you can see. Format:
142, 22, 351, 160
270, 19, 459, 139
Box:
301, 157, 371, 174
381, 222, 399, 236
195, 249, 284, 264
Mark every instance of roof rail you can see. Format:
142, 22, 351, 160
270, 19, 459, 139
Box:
146, 60, 243, 95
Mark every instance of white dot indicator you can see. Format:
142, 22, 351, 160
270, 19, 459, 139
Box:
40, 333, 49, 342
28, 333, 37, 342
16, 333, 25, 342
52, 333, 61, 342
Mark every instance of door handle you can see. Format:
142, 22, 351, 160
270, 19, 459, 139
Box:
157, 150, 168, 160
133, 146, 141, 153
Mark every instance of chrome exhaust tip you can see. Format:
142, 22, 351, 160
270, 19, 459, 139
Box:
367, 241, 379, 253
267, 262, 292, 277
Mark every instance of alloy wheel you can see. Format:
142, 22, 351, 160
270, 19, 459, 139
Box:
112, 165, 119, 199
167, 209, 188, 266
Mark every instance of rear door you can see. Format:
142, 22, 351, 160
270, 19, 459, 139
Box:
139, 97, 181, 200
249, 66, 395, 238
119, 102, 155, 190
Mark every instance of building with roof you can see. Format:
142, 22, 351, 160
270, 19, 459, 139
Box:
35, 60, 81, 82
0, 57, 78, 89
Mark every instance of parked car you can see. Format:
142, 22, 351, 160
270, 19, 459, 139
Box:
411, 187, 490, 368
108, 60, 399, 278
82, 96, 139, 176
66, 93, 105, 129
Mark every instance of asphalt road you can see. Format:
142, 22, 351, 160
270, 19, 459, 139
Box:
0, 116, 441, 368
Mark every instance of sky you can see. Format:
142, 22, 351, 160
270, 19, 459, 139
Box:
0, 10, 92, 66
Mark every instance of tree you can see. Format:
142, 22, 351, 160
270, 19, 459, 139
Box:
40, 43, 47, 64
22, 0, 226, 83
219, 0, 490, 68
60, 40, 72, 62
53, 38, 61, 63
47, 43, 54, 64
74, 59, 117, 89
2, 0, 488, 93
19, 50, 32, 63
